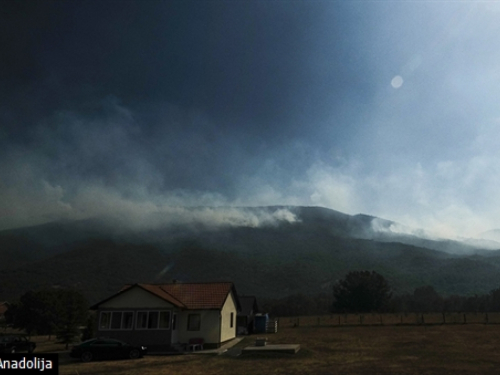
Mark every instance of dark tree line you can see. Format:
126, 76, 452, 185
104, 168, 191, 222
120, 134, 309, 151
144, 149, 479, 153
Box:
333, 271, 500, 314
5, 288, 89, 348
389, 285, 500, 314
262, 293, 332, 317
263, 270, 500, 316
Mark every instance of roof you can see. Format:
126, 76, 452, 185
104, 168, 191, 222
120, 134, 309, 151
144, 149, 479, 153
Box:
157, 282, 236, 310
91, 282, 241, 311
238, 295, 259, 316
133, 284, 186, 308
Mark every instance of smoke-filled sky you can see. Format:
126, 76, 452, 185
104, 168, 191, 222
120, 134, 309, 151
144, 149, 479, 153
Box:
2, 0, 500, 238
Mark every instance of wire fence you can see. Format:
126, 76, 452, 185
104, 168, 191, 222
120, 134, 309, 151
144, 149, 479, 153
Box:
277, 312, 500, 327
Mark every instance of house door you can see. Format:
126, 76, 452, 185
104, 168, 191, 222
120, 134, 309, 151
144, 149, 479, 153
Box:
171, 313, 178, 343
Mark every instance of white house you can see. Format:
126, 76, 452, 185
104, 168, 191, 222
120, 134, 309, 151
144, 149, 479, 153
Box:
90, 282, 241, 350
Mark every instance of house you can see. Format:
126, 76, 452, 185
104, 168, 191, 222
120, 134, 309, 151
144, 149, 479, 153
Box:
90, 282, 241, 350
237, 295, 259, 334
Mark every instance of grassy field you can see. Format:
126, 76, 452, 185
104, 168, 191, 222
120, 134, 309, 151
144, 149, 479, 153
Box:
54, 324, 500, 375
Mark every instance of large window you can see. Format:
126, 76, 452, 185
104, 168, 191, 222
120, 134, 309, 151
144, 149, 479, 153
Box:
136, 311, 171, 330
159, 311, 171, 329
99, 312, 111, 330
136, 311, 148, 329
122, 312, 134, 329
147, 311, 159, 329
99, 311, 134, 330
111, 312, 122, 329
187, 314, 201, 331
172, 314, 177, 330
100, 310, 171, 330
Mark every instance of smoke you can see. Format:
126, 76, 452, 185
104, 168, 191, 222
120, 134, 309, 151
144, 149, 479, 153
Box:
0, 99, 305, 231
370, 217, 434, 239
2, 95, 500, 239
97, 202, 301, 231
0, 177, 300, 231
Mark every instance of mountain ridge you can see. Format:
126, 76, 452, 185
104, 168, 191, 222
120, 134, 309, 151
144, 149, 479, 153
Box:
2, 205, 500, 303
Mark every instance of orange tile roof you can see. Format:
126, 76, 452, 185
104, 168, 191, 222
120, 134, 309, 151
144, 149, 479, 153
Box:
136, 284, 186, 308
112, 282, 236, 310
157, 282, 234, 310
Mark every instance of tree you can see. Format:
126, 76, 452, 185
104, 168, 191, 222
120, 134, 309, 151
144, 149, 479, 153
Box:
489, 288, 500, 312
443, 295, 465, 313
463, 294, 489, 313
410, 286, 443, 313
81, 312, 97, 342
388, 293, 412, 313
7, 290, 59, 337
54, 289, 89, 349
262, 293, 332, 317
8, 289, 88, 346
332, 270, 392, 313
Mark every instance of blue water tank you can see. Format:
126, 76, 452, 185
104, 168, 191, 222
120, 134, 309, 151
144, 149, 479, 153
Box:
253, 313, 269, 333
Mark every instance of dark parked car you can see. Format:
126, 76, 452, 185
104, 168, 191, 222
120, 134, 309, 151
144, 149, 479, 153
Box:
70, 338, 147, 362
0, 335, 36, 353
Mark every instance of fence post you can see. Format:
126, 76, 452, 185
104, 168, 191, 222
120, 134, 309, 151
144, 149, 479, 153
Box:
417, 313, 424, 325
442, 312, 445, 324
485, 313, 489, 324
463, 314, 466, 324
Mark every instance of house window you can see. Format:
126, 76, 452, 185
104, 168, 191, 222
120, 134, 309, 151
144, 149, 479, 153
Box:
136, 311, 172, 330
230, 312, 234, 328
159, 311, 171, 329
99, 311, 134, 330
136, 311, 148, 329
148, 311, 159, 329
172, 314, 177, 330
187, 314, 201, 331
122, 312, 134, 329
99, 312, 111, 330
111, 312, 122, 329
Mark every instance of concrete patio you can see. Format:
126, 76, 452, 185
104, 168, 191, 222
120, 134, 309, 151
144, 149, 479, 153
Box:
242, 344, 300, 354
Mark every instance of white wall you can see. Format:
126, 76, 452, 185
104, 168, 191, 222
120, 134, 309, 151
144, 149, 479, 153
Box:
220, 291, 237, 342
177, 310, 221, 344
99, 286, 175, 309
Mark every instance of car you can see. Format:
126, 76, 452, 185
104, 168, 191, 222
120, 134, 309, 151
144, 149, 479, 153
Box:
0, 335, 36, 353
70, 338, 147, 362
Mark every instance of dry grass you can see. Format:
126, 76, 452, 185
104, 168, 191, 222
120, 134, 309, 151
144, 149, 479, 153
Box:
56, 324, 500, 375
33, 335, 70, 353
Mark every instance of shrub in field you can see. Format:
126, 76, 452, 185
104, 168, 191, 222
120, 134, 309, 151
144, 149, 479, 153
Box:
333, 270, 392, 313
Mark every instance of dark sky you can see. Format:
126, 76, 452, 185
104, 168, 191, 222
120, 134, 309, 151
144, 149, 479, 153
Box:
2, 0, 500, 238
